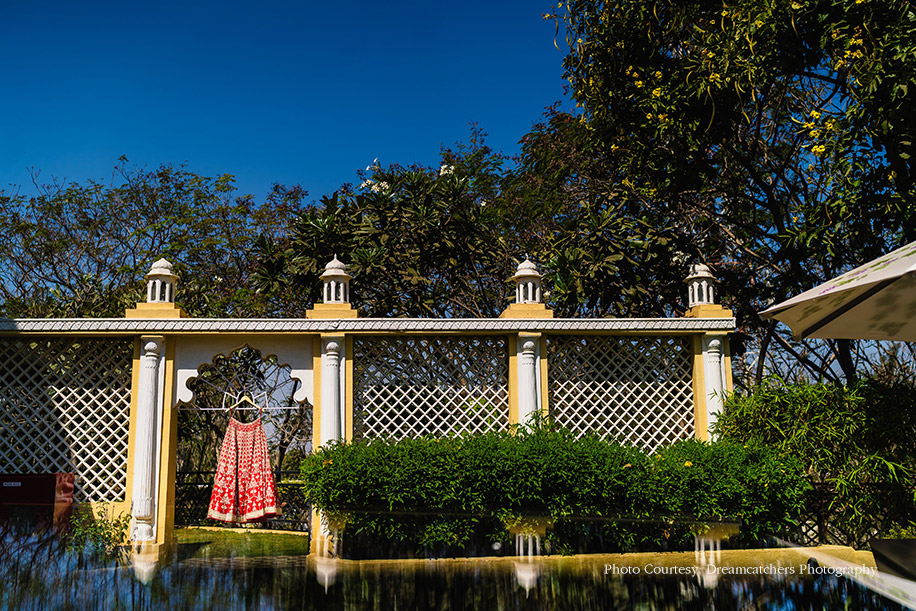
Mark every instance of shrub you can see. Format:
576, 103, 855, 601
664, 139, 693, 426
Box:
301, 425, 807, 557
716, 377, 916, 543
66, 504, 131, 560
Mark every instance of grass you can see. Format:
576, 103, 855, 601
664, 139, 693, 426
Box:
174, 526, 310, 559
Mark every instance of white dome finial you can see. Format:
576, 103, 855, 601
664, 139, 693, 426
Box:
510, 257, 543, 304
145, 258, 179, 303
686, 263, 717, 307
320, 256, 352, 304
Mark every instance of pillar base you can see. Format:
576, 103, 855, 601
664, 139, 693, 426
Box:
125, 302, 188, 318
499, 303, 554, 319
306, 304, 358, 319
684, 304, 732, 318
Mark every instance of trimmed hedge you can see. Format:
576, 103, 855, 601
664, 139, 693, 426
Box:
301, 426, 809, 557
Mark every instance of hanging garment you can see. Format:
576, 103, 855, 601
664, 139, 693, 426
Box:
207, 417, 281, 523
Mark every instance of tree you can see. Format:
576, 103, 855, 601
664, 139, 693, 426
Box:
256, 124, 701, 321
507, 106, 696, 318
548, 0, 916, 383
254, 135, 515, 318
0, 160, 307, 318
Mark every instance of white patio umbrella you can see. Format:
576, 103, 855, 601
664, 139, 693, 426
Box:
759, 240, 916, 341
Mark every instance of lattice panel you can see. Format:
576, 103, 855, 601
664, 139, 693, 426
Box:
353, 336, 509, 439
790, 486, 886, 548
0, 337, 133, 502
547, 335, 694, 453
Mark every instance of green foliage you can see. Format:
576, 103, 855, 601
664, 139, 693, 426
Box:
644, 439, 810, 543
301, 427, 807, 557
542, 0, 916, 383
501, 108, 694, 318
253, 132, 514, 318
0, 160, 307, 318
717, 377, 916, 542
66, 504, 131, 560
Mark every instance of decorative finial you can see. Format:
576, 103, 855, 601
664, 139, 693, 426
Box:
511, 258, 543, 304
686, 263, 717, 307
145, 258, 178, 303
320, 256, 352, 303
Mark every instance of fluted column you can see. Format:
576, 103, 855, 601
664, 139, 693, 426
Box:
703, 336, 726, 440
320, 335, 344, 445
132, 336, 163, 541
517, 333, 541, 426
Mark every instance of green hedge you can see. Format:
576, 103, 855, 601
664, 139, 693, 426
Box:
300, 426, 808, 557
716, 378, 916, 544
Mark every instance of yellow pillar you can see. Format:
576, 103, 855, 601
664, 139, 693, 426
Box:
123, 258, 187, 559
305, 258, 358, 554
685, 303, 733, 441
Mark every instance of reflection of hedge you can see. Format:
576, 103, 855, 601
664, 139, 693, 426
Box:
717, 378, 916, 546
300, 426, 809, 558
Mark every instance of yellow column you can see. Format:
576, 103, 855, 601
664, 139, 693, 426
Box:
304, 269, 357, 554
508, 335, 518, 426
156, 338, 178, 549
685, 303, 734, 441
123, 267, 186, 559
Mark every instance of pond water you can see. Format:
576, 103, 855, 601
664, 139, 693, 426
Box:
1, 527, 911, 610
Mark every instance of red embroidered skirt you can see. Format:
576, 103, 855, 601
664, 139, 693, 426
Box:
208, 417, 281, 523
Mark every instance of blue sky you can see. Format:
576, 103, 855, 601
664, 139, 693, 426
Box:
1, 1, 571, 202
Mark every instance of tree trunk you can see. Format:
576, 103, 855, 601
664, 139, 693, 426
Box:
836, 339, 858, 385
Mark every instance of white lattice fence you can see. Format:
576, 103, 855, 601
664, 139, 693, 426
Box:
353, 336, 509, 439
547, 335, 694, 453
0, 337, 133, 502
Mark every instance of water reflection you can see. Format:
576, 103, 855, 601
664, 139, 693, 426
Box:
131, 546, 159, 584
694, 532, 727, 590
512, 533, 541, 595
313, 520, 343, 592
1, 527, 911, 610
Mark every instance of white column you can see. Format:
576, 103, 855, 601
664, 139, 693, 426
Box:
338, 339, 347, 440
320, 335, 344, 445
703, 335, 726, 440
518, 334, 540, 426
132, 336, 162, 541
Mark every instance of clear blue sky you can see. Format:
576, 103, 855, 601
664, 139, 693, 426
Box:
1, 0, 571, 202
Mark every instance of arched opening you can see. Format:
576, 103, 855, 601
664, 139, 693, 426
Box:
174, 345, 312, 531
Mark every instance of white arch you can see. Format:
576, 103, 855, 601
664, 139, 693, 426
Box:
173, 335, 313, 405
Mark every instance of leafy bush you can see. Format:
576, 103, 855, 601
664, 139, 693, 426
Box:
66, 504, 131, 560
716, 377, 916, 543
301, 426, 807, 558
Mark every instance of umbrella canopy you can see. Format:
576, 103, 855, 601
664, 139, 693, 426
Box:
760, 240, 916, 341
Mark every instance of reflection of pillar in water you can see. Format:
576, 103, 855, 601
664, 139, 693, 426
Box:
694, 535, 722, 589
314, 522, 342, 592
514, 561, 539, 595
315, 556, 338, 592
514, 532, 542, 594
131, 550, 158, 584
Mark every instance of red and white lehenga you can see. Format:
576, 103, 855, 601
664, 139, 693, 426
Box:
208, 415, 281, 523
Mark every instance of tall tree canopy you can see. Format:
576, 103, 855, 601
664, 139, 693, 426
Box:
254, 136, 513, 318
255, 128, 698, 320
0, 161, 306, 318
546, 0, 916, 382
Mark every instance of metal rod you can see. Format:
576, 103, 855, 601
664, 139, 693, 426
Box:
175, 406, 304, 411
